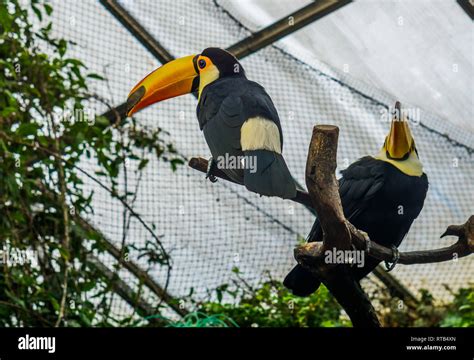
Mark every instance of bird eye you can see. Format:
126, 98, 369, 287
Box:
198, 59, 206, 69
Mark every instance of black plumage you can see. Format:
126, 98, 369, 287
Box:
284, 156, 428, 297
126, 47, 298, 200
197, 76, 297, 199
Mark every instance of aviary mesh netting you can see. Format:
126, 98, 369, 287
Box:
43, 0, 473, 315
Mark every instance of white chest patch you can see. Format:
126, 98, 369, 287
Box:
240, 117, 282, 154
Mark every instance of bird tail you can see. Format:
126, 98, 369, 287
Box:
243, 150, 297, 199
283, 264, 321, 297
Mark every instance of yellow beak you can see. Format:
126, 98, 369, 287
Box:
126, 55, 198, 116
386, 102, 414, 159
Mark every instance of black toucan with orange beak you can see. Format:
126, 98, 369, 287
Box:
284, 102, 429, 297
127, 47, 297, 199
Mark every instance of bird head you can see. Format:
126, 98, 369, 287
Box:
376, 101, 423, 176
126, 47, 244, 116
381, 101, 417, 160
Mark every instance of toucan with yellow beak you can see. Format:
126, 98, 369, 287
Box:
127, 48, 297, 199
284, 102, 429, 296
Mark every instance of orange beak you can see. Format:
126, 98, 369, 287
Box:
386, 102, 414, 159
126, 55, 199, 116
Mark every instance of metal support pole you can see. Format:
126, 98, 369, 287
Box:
227, 0, 352, 58
87, 254, 165, 325
99, 0, 174, 64
99, 0, 351, 121
76, 216, 189, 317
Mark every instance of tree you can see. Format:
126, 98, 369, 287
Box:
0, 0, 183, 326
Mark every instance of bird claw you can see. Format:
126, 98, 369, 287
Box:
207, 174, 218, 183
206, 157, 218, 183
358, 230, 371, 252
384, 245, 400, 272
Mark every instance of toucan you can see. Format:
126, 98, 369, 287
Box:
284, 102, 429, 297
126, 47, 297, 199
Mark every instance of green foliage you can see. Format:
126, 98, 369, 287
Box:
0, 0, 184, 326
195, 270, 351, 327
439, 287, 474, 327
192, 272, 472, 328
373, 287, 445, 327
144, 312, 239, 328
353, 282, 474, 328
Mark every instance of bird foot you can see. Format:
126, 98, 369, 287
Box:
358, 230, 371, 251
206, 157, 218, 183
384, 245, 400, 272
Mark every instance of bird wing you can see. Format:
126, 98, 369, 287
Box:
307, 156, 386, 242
199, 78, 296, 198
199, 78, 283, 152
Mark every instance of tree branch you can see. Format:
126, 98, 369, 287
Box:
86, 254, 165, 326
296, 217, 473, 267
188, 157, 314, 210
297, 125, 380, 327
304, 125, 351, 253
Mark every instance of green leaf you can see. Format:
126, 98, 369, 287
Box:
87, 73, 104, 80
58, 247, 70, 261
65, 58, 85, 67
16, 122, 38, 136
0, 6, 12, 32
94, 116, 109, 127
31, 5, 42, 21
5, 290, 26, 309
49, 296, 60, 312
0, 139, 8, 154
138, 159, 149, 170
44, 3, 53, 16
1, 106, 17, 117
58, 39, 67, 57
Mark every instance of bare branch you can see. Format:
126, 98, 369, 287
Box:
299, 125, 380, 327
297, 212, 473, 266
188, 157, 314, 209
305, 125, 351, 253
87, 255, 165, 326
349, 217, 473, 264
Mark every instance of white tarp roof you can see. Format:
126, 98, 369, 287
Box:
239, 0, 473, 132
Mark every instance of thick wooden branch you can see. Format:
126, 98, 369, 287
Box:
294, 124, 473, 327
305, 125, 351, 254
298, 125, 380, 327
323, 266, 380, 327
297, 214, 474, 266
349, 217, 473, 264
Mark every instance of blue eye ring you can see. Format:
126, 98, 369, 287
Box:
198, 59, 206, 69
